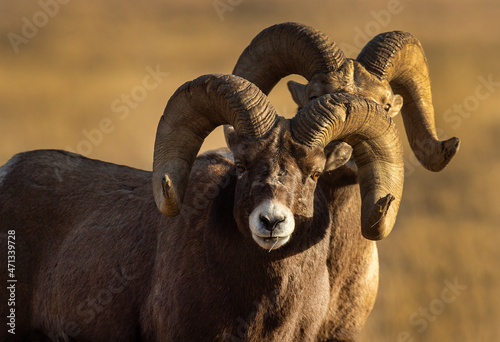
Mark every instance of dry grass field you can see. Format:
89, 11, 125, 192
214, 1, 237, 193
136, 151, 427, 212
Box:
1, 1, 499, 341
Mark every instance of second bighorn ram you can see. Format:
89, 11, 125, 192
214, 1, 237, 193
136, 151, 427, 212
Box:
0, 24, 459, 342
232, 22, 460, 173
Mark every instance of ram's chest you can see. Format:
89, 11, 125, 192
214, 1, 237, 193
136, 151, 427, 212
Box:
149, 255, 331, 341
220, 268, 330, 341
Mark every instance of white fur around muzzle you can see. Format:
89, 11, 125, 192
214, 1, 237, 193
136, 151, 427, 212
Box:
249, 199, 295, 251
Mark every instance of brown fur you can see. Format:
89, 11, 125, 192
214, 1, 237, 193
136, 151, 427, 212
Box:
0, 122, 376, 341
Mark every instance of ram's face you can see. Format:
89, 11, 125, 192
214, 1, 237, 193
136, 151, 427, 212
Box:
287, 61, 403, 118
226, 120, 352, 251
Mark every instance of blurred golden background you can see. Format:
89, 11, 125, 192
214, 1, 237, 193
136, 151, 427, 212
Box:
1, 1, 499, 341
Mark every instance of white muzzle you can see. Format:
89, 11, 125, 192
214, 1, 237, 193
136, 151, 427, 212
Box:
249, 199, 295, 251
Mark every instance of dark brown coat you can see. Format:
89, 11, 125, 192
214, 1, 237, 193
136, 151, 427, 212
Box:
0, 143, 376, 341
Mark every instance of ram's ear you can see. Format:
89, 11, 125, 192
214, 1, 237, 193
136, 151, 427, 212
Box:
388, 94, 403, 118
225, 126, 236, 147
225, 125, 244, 154
287, 80, 308, 108
324, 141, 353, 172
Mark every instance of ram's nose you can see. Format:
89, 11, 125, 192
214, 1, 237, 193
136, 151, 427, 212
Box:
249, 199, 295, 251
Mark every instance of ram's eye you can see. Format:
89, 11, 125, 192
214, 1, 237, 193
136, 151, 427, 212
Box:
311, 171, 321, 180
309, 95, 318, 101
236, 163, 247, 174
384, 103, 391, 111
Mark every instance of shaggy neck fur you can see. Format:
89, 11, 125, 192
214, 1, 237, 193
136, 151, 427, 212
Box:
145, 153, 335, 341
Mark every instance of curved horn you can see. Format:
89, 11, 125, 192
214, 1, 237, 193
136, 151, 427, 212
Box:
357, 31, 459, 172
291, 93, 404, 240
153, 74, 279, 216
232, 22, 346, 94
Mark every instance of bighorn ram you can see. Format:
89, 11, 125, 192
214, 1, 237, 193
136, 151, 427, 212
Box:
1, 73, 408, 341
232, 22, 460, 172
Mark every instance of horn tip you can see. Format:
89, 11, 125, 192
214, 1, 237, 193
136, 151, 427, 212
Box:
155, 173, 181, 217
362, 194, 396, 241
426, 136, 460, 172
443, 136, 460, 159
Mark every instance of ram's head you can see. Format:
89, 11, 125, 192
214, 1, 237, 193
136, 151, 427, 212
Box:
152, 75, 404, 248
232, 22, 459, 172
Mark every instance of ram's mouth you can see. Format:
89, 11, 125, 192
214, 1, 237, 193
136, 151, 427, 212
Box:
252, 234, 290, 251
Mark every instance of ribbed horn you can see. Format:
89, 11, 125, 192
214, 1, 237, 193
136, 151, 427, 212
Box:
153, 74, 279, 216
232, 22, 346, 94
357, 31, 459, 172
291, 93, 404, 240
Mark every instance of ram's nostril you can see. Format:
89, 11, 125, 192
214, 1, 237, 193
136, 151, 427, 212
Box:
260, 215, 270, 229
259, 214, 285, 233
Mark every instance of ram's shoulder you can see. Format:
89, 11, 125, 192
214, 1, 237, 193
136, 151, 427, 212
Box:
191, 148, 234, 183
